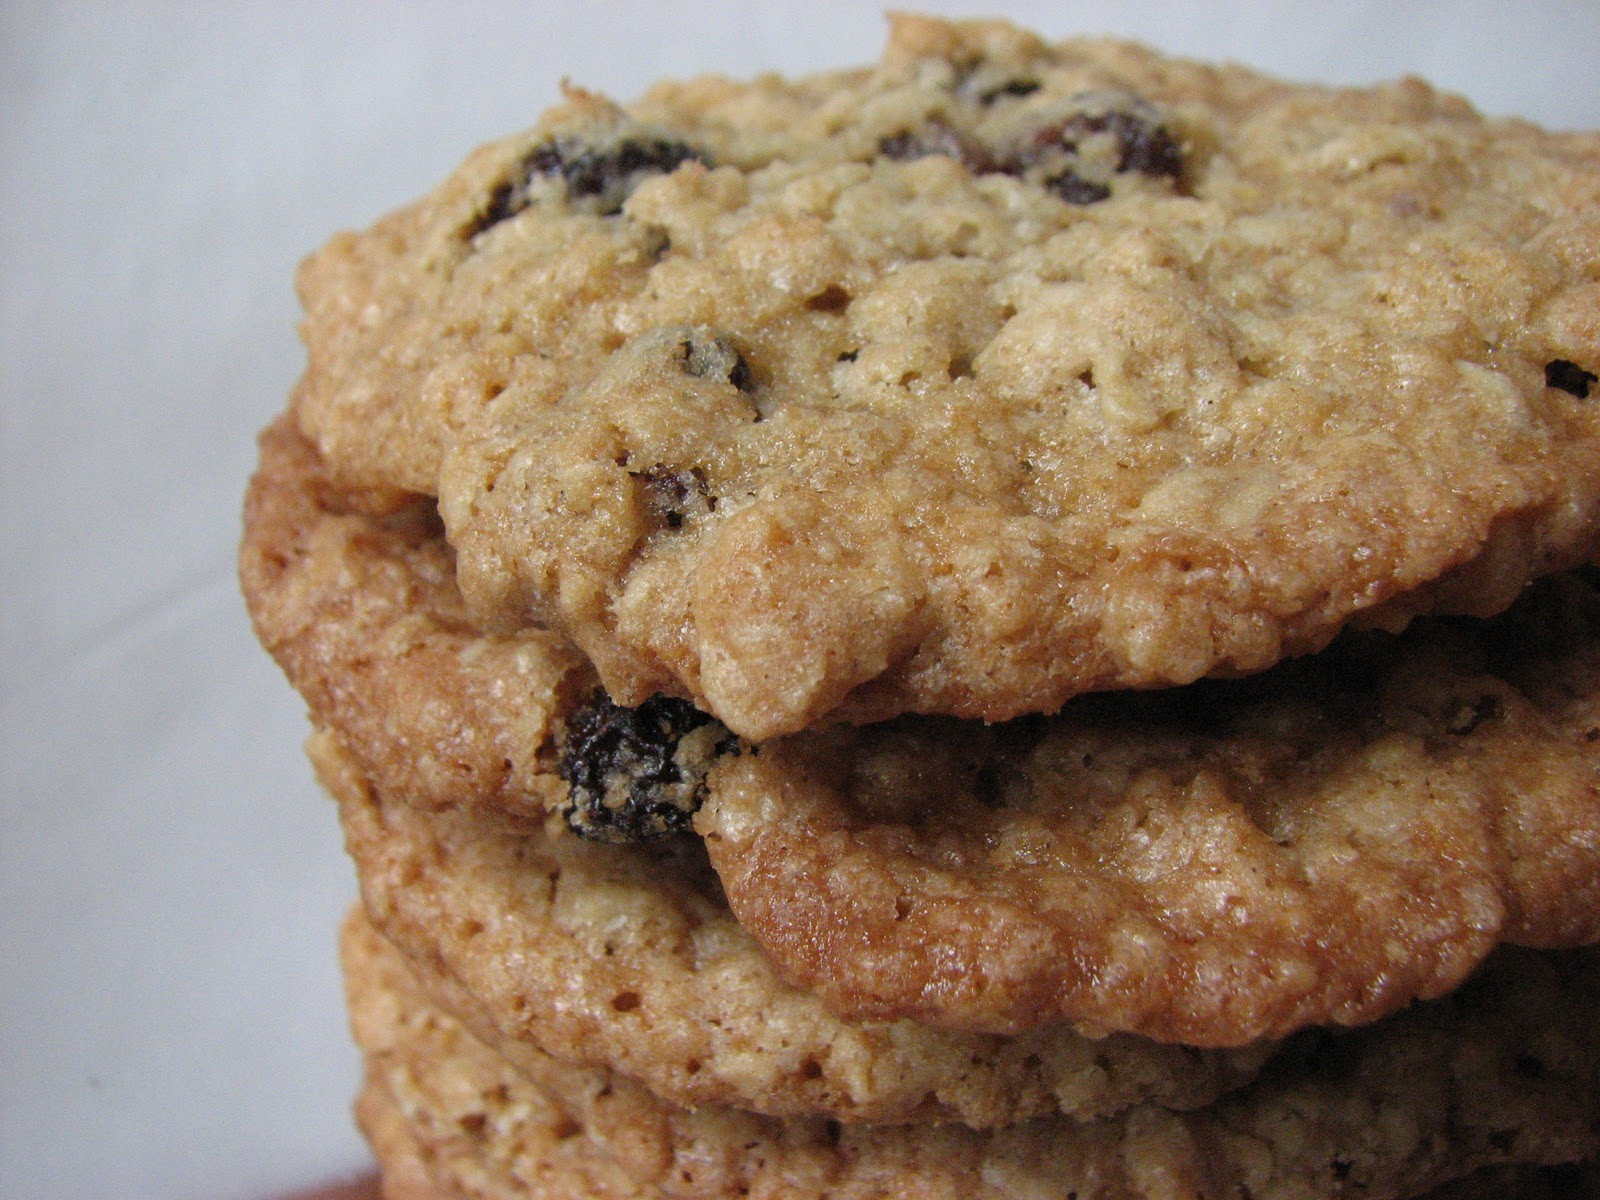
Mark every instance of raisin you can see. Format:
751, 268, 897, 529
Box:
1010, 93, 1184, 206
559, 692, 735, 843
1078, 109, 1184, 180
804, 285, 853, 314
879, 120, 997, 174
1046, 170, 1112, 205
632, 464, 714, 530
564, 138, 703, 206
951, 57, 1041, 106
1032, 106, 1183, 181
472, 134, 707, 234
1545, 358, 1597, 399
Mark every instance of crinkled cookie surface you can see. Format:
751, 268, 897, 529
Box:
699, 572, 1600, 1044
319, 730, 1268, 1128
244, 417, 1600, 1047
293, 14, 1600, 738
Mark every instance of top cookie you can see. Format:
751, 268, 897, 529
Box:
296, 14, 1600, 738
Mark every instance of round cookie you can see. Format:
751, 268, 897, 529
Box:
317, 731, 1268, 1129
697, 572, 1600, 1044
344, 910, 1600, 1200
247, 415, 1600, 1048
293, 13, 1600, 739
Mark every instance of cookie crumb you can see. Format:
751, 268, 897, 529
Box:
631, 464, 714, 530
677, 331, 753, 392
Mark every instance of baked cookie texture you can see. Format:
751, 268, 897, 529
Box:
344, 910, 1600, 1200
241, 415, 588, 819
698, 572, 1600, 1043
238, 13, 1600, 1200
317, 729, 1269, 1128
243, 417, 1600, 1046
293, 12, 1600, 739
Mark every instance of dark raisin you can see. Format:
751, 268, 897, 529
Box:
1037, 107, 1183, 181
1046, 170, 1112, 205
631, 464, 714, 530
566, 138, 702, 206
879, 129, 923, 161
477, 182, 526, 236
879, 120, 997, 174
1096, 110, 1183, 180
471, 134, 707, 234
952, 57, 1041, 106
1545, 358, 1597, 399
804, 285, 853, 314
473, 143, 575, 233
559, 692, 735, 842
1007, 93, 1184, 206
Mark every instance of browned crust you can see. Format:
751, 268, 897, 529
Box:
699, 575, 1600, 1044
292, 14, 1600, 740
318, 729, 1268, 1128
240, 414, 592, 817
246, 411, 1600, 1048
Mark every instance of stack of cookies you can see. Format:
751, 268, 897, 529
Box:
242, 16, 1600, 1198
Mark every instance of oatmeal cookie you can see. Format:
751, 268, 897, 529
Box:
293, 14, 1600, 738
247, 417, 1600, 1047
344, 910, 1600, 1200
697, 572, 1600, 1044
318, 732, 1267, 1128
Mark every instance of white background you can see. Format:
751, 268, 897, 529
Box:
3, 3, 1597, 1198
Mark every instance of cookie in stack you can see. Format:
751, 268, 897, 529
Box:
242, 15, 1600, 1197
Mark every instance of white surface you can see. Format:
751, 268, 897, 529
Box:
2, 4, 1596, 1198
